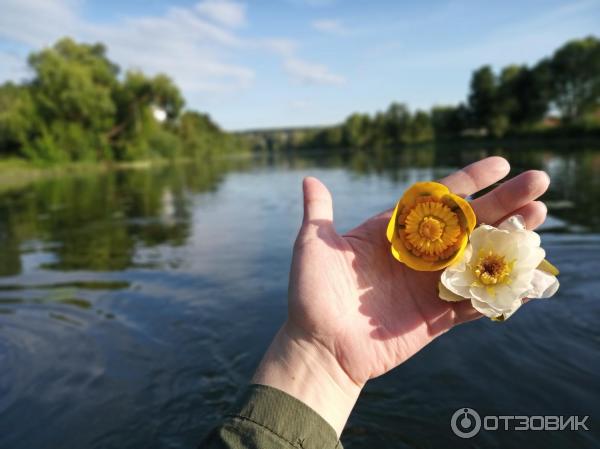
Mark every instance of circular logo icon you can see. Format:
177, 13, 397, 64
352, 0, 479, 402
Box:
451, 408, 481, 439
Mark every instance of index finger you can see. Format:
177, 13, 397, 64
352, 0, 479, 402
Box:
438, 156, 510, 197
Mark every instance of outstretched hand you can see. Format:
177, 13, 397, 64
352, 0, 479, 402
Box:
253, 157, 550, 435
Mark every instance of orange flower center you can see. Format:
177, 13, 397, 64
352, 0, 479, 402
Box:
399, 197, 463, 261
418, 216, 444, 240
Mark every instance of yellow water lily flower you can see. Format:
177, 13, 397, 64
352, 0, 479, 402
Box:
386, 181, 476, 271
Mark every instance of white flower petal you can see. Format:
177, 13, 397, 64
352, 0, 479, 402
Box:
471, 297, 503, 318
441, 264, 474, 294
438, 282, 468, 302
495, 285, 522, 309
498, 215, 526, 231
529, 269, 560, 298
469, 284, 521, 311
501, 299, 523, 320
487, 229, 515, 255
469, 285, 490, 303
445, 245, 472, 272
518, 246, 545, 269
509, 272, 536, 295
515, 228, 541, 248
469, 225, 493, 251
476, 297, 523, 321
441, 245, 475, 296
502, 246, 520, 261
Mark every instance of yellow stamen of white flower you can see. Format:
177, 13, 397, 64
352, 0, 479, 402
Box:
473, 250, 513, 286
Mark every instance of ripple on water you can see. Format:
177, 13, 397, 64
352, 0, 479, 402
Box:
0, 307, 103, 416
0, 281, 130, 448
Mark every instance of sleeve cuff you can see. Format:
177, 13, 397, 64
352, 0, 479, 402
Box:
225, 384, 342, 449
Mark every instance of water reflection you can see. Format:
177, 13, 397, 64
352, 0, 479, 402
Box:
278, 143, 600, 231
0, 160, 237, 275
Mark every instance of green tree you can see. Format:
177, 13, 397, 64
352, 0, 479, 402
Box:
178, 111, 229, 159
323, 126, 344, 148
496, 65, 549, 127
111, 71, 184, 160
468, 65, 497, 130
408, 110, 433, 142
384, 102, 411, 143
431, 104, 468, 138
542, 36, 600, 122
26, 37, 118, 160
0, 83, 38, 156
343, 113, 370, 148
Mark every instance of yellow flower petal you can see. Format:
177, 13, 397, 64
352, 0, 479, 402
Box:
386, 199, 400, 243
537, 258, 559, 276
401, 181, 451, 205
445, 194, 476, 233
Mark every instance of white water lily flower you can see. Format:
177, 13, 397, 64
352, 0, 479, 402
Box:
438, 215, 559, 321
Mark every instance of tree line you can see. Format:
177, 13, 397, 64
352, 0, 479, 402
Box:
252, 36, 600, 151
0, 38, 246, 163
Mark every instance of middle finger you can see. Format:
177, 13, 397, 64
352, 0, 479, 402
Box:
471, 170, 550, 225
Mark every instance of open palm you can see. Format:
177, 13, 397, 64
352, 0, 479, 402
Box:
288, 157, 550, 386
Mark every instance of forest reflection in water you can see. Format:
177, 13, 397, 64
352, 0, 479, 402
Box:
1, 143, 599, 278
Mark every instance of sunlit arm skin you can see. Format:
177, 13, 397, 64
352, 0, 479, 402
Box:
253, 157, 550, 436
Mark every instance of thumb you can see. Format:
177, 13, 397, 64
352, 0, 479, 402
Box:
302, 176, 334, 224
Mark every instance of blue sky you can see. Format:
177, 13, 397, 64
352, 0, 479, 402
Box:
1, 0, 599, 130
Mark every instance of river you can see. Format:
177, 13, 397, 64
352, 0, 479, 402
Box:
0, 144, 598, 448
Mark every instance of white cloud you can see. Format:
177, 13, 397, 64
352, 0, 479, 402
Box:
258, 37, 345, 87
260, 38, 298, 56
0, 0, 346, 95
311, 19, 348, 35
195, 0, 247, 28
0, 0, 80, 46
87, 7, 254, 92
284, 57, 345, 85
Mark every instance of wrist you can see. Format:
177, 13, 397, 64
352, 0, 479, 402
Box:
251, 322, 363, 436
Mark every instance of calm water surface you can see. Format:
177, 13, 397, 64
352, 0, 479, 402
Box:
0, 146, 599, 448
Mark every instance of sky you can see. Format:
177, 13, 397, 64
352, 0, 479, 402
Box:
0, 0, 599, 130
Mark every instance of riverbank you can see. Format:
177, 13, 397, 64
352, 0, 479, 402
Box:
0, 151, 257, 194
0, 158, 174, 193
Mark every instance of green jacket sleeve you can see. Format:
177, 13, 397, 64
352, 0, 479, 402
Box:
200, 384, 343, 449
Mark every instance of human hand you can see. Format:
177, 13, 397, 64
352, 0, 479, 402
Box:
253, 157, 550, 435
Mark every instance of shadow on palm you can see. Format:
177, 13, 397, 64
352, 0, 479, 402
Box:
346, 212, 469, 340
